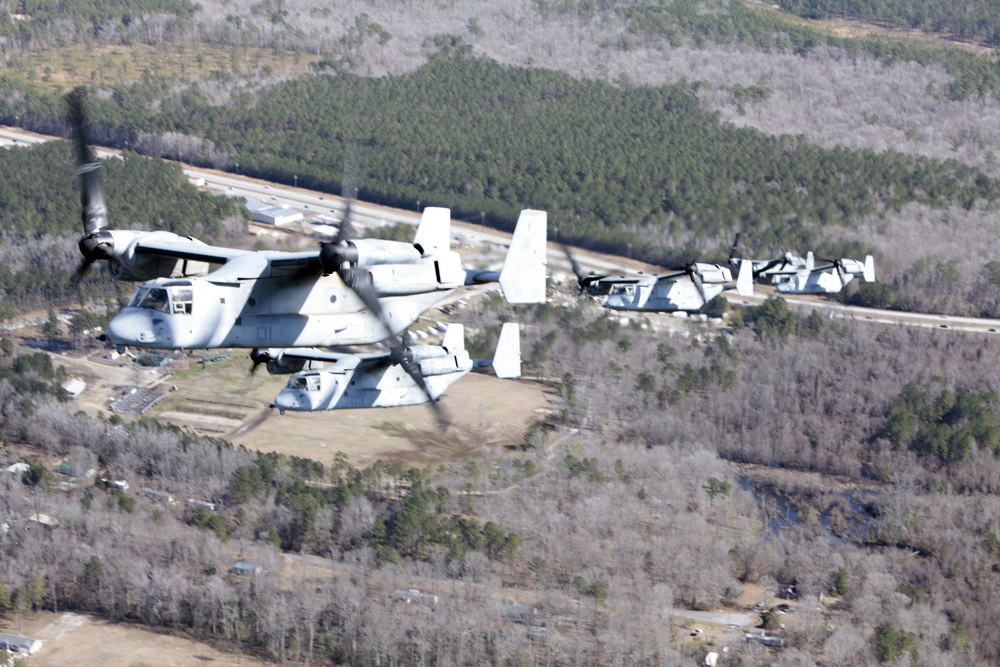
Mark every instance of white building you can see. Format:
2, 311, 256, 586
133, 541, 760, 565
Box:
61, 378, 86, 398
244, 199, 303, 226
0, 632, 43, 654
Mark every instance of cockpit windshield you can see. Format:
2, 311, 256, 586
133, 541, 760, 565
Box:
287, 374, 322, 392
128, 285, 193, 315
610, 285, 636, 298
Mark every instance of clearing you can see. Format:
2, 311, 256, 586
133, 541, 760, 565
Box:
6, 611, 270, 667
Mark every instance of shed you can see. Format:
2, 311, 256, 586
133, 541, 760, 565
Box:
231, 561, 263, 576
61, 378, 86, 398
6, 462, 29, 475
0, 632, 43, 654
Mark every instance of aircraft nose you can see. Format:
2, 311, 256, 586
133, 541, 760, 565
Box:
273, 390, 304, 411
107, 309, 158, 345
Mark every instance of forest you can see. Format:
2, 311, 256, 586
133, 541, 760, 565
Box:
0, 56, 996, 267
6, 291, 1000, 665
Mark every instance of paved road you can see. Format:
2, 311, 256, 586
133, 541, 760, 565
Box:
5, 124, 1000, 336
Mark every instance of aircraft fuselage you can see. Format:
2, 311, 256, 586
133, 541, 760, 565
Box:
107, 273, 446, 350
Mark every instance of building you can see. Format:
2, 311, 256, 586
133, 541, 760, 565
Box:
5, 462, 29, 476
0, 632, 43, 654
61, 378, 86, 398
244, 199, 303, 226
231, 561, 263, 576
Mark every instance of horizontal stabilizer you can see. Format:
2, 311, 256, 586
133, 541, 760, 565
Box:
499, 210, 547, 304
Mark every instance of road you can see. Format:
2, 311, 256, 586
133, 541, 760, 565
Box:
4, 124, 1000, 335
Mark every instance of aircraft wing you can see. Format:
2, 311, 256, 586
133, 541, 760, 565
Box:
134, 236, 247, 264
136, 235, 325, 275
653, 270, 690, 282
592, 276, 643, 286
268, 347, 393, 369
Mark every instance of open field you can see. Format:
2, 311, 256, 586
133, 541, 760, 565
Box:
6, 612, 270, 667
2, 43, 318, 91
46, 339, 556, 467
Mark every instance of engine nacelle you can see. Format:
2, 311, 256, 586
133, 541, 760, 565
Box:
692, 263, 733, 284
351, 239, 423, 267
267, 356, 310, 375
413, 347, 471, 377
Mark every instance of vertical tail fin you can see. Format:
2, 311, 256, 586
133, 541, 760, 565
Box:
412, 207, 451, 257
491, 323, 521, 379
735, 258, 754, 297
441, 323, 465, 353
499, 210, 547, 304
863, 255, 875, 282
806, 251, 815, 273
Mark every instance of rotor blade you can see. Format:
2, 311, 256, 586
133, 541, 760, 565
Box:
340, 266, 397, 341
71, 257, 95, 286
729, 233, 741, 262
561, 244, 586, 284
403, 355, 450, 428
334, 199, 354, 246
336, 141, 361, 244
835, 259, 847, 287
66, 88, 109, 237
389, 337, 450, 429
688, 265, 708, 305
249, 348, 270, 376
561, 244, 607, 290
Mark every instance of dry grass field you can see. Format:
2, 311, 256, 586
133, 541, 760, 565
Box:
50, 342, 556, 467
6, 612, 271, 667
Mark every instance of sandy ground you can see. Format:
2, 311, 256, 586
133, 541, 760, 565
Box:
6, 612, 270, 667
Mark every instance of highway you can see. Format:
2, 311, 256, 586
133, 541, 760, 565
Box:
4, 123, 1000, 335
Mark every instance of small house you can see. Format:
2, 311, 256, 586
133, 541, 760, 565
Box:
231, 561, 263, 576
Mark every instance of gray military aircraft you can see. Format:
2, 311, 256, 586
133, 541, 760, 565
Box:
260, 323, 520, 416
728, 235, 874, 295
67, 89, 547, 351
565, 247, 754, 313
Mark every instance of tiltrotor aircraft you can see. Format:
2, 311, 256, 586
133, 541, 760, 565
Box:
260, 323, 520, 415
565, 247, 754, 313
728, 235, 874, 295
67, 89, 547, 351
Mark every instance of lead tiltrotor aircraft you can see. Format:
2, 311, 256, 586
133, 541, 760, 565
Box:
263, 323, 521, 416
67, 89, 547, 351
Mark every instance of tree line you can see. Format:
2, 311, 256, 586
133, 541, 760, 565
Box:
779, 0, 1000, 47
0, 54, 994, 268
0, 141, 245, 313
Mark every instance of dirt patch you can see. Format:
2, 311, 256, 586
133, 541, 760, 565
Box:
7, 611, 270, 667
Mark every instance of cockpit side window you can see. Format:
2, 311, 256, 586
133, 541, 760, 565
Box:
170, 288, 194, 315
